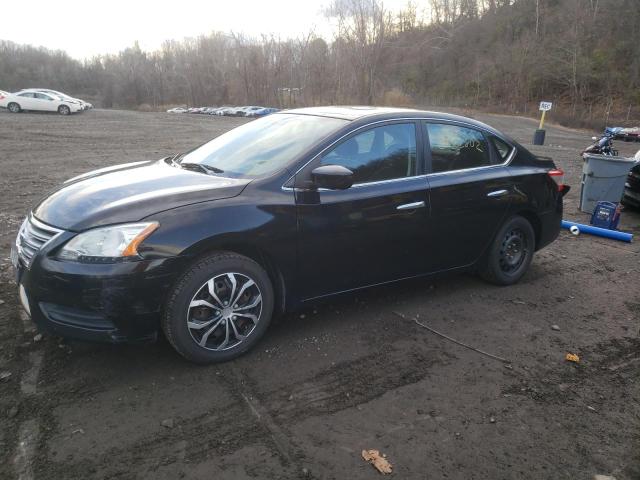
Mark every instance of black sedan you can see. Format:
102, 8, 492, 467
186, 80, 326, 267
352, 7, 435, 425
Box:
623, 161, 640, 208
12, 107, 568, 363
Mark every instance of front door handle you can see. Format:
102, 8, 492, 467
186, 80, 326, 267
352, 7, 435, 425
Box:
487, 189, 509, 198
397, 201, 426, 210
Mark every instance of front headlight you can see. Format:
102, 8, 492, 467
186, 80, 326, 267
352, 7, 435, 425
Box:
58, 222, 159, 263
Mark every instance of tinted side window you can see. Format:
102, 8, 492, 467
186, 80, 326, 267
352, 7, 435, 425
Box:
35, 93, 52, 100
426, 124, 492, 173
320, 123, 417, 184
489, 135, 513, 161
18, 92, 35, 98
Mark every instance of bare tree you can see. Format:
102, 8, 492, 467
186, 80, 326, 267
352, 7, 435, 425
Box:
1, 0, 638, 127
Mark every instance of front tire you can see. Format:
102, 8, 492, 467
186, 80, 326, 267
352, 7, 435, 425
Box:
8, 102, 20, 113
58, 105, 71, 115
162, 252, 274, 363
479, 215, 535, 286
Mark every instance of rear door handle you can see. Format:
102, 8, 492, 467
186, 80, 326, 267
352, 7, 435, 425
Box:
397, 201, 426, 210
487, 189, 509, 198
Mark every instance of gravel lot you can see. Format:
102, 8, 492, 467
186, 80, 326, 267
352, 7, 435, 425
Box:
0, 108, 638, 480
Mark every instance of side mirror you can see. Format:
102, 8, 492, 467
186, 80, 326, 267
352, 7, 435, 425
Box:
311, 165, 354, 190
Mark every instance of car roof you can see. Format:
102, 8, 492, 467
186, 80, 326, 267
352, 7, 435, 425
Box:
19, 88, 66, 96
19, 88, 55, 92
280, 106, 502, 135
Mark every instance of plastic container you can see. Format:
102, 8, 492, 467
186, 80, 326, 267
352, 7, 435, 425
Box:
533, 129, 546, 145
579, 154, 636, 213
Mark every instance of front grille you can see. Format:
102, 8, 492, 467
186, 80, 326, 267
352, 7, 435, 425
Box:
17, 215, 63, 268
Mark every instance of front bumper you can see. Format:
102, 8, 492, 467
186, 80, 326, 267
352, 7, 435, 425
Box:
15, 236, 186, 343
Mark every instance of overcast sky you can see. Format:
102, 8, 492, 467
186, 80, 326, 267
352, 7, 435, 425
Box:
3, 0, 415, 60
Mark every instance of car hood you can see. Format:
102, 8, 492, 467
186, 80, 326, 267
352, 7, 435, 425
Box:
34, 159, 250, 231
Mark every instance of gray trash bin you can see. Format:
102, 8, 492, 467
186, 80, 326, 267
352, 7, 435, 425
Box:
579, 154, 637, 213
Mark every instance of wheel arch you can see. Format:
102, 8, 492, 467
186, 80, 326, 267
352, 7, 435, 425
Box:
183, 241, 288, 316
514, 209, 542, 249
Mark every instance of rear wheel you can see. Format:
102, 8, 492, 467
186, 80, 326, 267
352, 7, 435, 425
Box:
162, 252, 274, 363
479, 215, 535, 286
58, 105, 71, 115
8, 102, 20, 113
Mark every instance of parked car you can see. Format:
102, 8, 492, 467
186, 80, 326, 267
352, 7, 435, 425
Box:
17, 88, 90, 110
12, 107, 568, 363
242, 106, 278, 117
37, 89, 92, 109
214, 106, 237, 116
1, 91, 83, 115
622, 154, 640, 208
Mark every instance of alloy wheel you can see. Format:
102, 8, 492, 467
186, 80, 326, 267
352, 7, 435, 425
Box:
186, 272, 262, 351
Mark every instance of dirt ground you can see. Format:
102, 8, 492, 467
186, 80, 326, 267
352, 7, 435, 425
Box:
0, 108, 638, 480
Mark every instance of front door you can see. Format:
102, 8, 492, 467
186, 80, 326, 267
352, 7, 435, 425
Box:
424, 122, 512, 271
295, 121, 431, 300
33, 92, 57, 111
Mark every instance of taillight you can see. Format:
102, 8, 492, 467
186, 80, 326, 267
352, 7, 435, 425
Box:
548, 169, 565, 191
0, 95, 5, 100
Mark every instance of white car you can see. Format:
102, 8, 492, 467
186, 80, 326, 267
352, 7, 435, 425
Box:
1, 91, 83, 115
17, 88, 91, 110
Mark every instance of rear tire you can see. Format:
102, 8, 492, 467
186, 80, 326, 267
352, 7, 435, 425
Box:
8, 102, 20, 113
479, 215, 535, 286
58, 105, 70, 115
162, 252, 274, 364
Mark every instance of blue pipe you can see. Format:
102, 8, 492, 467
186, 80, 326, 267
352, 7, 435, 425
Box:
561, 220, 633, 243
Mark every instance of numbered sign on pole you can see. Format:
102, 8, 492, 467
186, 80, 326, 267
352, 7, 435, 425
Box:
539, 101, 553, 111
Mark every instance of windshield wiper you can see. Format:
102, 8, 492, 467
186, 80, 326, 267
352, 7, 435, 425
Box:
180, 162, 225, 174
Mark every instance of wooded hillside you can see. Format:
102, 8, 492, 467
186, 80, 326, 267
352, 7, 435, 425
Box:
1, 0, 638, 127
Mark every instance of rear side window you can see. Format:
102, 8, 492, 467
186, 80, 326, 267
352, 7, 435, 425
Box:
426, 123, 492, 173
18, 92, 35, 98
320, 123, 417, 185
489, 135, 513, 161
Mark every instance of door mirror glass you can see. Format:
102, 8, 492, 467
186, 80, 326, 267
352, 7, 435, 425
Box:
311, 165, 354, 190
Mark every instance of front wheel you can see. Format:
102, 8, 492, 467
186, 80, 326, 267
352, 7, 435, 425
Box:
478, 215, 535, 286
58, 105, 71, 115
8, 102, 20, 113
162, 252, 274, 363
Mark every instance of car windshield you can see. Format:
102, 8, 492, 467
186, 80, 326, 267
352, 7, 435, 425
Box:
179, 113, 347, 178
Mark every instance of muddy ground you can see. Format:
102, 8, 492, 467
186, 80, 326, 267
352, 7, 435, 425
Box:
0, 108, 638, 480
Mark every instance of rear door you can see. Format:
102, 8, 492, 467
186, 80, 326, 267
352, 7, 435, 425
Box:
15, 92, 37, 109
295, 120, 431, 299
424, 122, 513, 271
